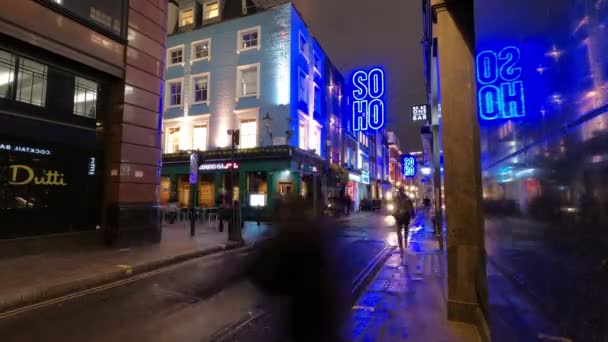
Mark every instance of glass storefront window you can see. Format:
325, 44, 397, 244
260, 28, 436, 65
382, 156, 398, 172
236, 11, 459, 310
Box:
0, 50, 16, 99
16, 58, 47, 107
73, 76, 98, 118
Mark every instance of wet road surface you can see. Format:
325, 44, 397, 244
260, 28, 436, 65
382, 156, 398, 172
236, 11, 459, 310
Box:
0, 213, 395, 342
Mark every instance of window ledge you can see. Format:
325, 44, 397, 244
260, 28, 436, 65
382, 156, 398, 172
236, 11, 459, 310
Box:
191, 57, 211, 63
237, 94, 259, 100
192, 101, 210, 105
167, 62, 185, 68
237, 45, 261, 53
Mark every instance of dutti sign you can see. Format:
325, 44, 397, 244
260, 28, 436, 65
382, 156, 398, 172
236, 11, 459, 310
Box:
476, 46, 526, 120
351, 67, 386, 132
7, 165, 68, 186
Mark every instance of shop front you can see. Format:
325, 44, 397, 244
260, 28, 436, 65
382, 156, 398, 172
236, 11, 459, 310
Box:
162, 147, 325, 220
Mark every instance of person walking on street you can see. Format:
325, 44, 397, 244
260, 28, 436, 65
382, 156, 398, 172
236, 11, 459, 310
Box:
345, 194, 352, 215
393, 190, 414, 263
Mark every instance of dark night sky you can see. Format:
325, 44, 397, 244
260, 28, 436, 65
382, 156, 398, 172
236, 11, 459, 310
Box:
291, 0, 427, 152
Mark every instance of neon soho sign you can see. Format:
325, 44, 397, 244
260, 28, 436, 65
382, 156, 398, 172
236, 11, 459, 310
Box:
352, 68, 386, 131
403, 154, 416, 177
476, 46, 525, 120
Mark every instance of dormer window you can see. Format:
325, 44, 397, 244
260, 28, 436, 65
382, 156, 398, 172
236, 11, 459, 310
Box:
204, 1, 219, 20
179, 8, 193, 27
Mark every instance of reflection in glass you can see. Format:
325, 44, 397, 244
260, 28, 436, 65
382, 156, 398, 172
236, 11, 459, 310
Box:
73, 76, 98, 118
0, 50, 15, 99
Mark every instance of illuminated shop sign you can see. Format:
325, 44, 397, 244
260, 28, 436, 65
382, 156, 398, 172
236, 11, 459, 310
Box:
8, 165, 68, 186
411, 104, 428, 121
199, 162, 239, 171
352, 67, 386, 131
476, 46, 526, 120
348, 173, 361, 182
361, 171, 370, 184
403, 154, 416, 177
0, 143, 51, 155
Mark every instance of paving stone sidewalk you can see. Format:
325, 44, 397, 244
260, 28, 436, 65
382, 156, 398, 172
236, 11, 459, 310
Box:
0, 221, 271, 314
348, 227, 481, 342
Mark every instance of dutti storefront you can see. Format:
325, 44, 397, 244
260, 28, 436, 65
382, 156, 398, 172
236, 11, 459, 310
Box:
0, 41, 109, 239
161, 146, 325, 220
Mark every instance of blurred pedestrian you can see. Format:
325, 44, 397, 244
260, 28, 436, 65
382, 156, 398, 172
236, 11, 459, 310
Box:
247, 197, 349, 341
393, 190, 414, 262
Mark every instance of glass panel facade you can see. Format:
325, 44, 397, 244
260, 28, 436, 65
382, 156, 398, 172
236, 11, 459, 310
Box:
475, 0, 608, 340
0, 50, 16, 99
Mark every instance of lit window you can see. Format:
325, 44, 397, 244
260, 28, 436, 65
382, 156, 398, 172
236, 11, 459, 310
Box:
299, 33, 309, 59
167, 46, 184, 66
191, 39, 211, 61
73, 76, 98, 118
239, 119, 257, 148
0, 50, 16, 99
166, 79, 182, 107
313, 52, 322, 74
192, 74, 209, 103
299, 121, 308, 150
192, 124, 208, 151
237, 64, 259, 98
238, 26, 260, 51
298, 69, 308, 103
166, 126, 181, 153
204, 1, 219, 20
16, 58, 47, 107
311, 126, 321, 155
179, 9, 194, 26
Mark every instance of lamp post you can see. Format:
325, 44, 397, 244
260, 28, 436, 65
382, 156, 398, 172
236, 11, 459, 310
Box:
226, 129, 242, 242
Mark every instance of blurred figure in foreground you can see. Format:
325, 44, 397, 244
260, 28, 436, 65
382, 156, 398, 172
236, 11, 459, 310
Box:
247, 195, 349, 342
393, 190, 414, 262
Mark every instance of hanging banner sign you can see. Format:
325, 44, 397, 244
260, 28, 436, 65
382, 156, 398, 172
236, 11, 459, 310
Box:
352, 67, 386, 132
411, 104, 428, 121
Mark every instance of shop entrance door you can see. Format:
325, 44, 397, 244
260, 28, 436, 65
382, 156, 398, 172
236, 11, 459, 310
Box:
278, 181, 294, 195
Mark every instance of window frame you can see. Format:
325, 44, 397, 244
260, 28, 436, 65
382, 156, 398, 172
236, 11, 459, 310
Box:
167, 45, 185, 67
299, 32, 309, 61
298, 68, 308, 104
191, 72, 210, 105
235, 109, 259, 149
237, 26, 262, 53
165, 77, 184, 109
164, 122, 182, 154
179, 8, 194, 27
73, 76, 98, 118
236, 63, 260, 99
313, 51, 322, 75
203, 1, 220, 20
191, 39, 212, 62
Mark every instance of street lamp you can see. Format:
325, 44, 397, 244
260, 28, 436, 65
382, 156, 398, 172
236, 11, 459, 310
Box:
263, 112, 272, 140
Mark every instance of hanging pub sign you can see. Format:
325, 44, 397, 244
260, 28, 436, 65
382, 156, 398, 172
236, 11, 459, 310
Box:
351, 67, 386, 132
411, 104, 428, 121
403, 154, 416, 177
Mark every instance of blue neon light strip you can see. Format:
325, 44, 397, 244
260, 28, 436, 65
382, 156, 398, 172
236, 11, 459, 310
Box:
476, 46, 526, 120
352, 67, 386, 131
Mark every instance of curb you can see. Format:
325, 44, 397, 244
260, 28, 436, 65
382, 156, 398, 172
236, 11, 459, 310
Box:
0, 241, 245, 316
351, 245, 396, 302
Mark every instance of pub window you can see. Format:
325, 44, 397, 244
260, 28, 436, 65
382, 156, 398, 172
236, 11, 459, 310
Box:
0, 50, 16, 99
16, 58, 47, 107
191, 39, 211, 61
192, 73, 209, 103
166, 78, 183, 108
204, 1, 219, 20
239, 118, 257, 149
166, 126, 181, 153
73, 76, 98, 118
192, 124, 208, 151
